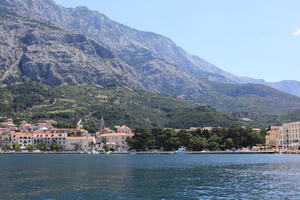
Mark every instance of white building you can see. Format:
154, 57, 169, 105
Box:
266, 121, 300, 149
65, 136, 95, 151
10, 132, 34, 149
33, 132, 67, 146
96, 132, 134, 152
281, 121, 300, 149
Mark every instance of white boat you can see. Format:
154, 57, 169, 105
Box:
175, 146, 188, 154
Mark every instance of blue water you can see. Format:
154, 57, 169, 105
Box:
0, 154, 300, 200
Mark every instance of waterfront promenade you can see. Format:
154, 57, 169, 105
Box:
0, 150, 283, 154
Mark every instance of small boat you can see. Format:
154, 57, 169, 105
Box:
175, 146, 188, 154
91, 150, 99, 154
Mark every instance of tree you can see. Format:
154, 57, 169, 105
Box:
178, 130, 192, 147
36, 142, 48, 151
109, 147, 115, 152
1, 145, 11, 151
127, 127, 154, 150
68, 132, 79, 137
89, 141, 96, 151
74, 143, 81, 151
207, 141, 220, 151
189, 137, 207, 151
224, 138, 234, 149
12, 143, 21, 151
50, 142, 63, 151
165, 135, 180, 151
103, 144, 109, 152
26, 144, 34, 152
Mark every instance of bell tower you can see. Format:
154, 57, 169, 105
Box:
99, 116, 105, 135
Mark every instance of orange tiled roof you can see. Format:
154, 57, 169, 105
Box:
106, 142, 117, 145
10, 132, 33, 136
33, 133, 67, 138
48, 128, 87, 132
66, 136, 95, 140
119, 125, 130, 129
98, 132, 134, 137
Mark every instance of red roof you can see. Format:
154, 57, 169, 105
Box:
10, 132, 33, 135
98, 132, 134, 137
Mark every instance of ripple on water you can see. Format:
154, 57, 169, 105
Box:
1, 154, 300, 200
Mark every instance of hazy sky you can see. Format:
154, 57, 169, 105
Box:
54, 0, 300, 82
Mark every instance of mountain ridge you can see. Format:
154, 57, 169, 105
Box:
1, 0, 300, 123
4, 0, 300, 92
24, 0, 300, 97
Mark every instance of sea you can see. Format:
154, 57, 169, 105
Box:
0, 154, 300, 200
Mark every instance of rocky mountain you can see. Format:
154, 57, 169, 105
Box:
0, 3, 138, 87
5, 0, 299, 97
237, 78, 300, 97
1, 0, 300, 121
3, 0, 233, 83
12, 0, 300, 96
267, 81, 300, 97
0, 0, 206, 98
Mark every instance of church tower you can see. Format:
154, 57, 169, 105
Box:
99, 116, 105, 135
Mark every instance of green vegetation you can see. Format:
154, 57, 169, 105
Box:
12, 143, 21, 151
127, 127, 266, 151
74, 144, 81, 151
50, 142, 63, 151
282, 109, 300, 123
25, 144, 34, 152
35, 142, 48, 151
1, 145, 10, 151
0, 82, 249, 129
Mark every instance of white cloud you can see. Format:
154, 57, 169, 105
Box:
293, 29, 300, 36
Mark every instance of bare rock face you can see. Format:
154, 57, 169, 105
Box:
9, 0, 300, 97
0, 0, 205, 97
0, 4, 140, 88
1, 0, 300, 115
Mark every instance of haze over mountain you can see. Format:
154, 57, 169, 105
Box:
1, 0, 300, 126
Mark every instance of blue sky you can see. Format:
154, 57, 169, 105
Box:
54, 0, 300, 82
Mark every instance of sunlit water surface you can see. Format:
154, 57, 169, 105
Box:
0, 154, 300, 200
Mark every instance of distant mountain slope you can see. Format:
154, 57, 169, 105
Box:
1, 0, 300, 120
231, 77, 300, 97
0, 82, 245, 129
267, 81, 300, 97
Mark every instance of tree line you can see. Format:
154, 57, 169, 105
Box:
127, 127, 266, 151
0, 142, 64, 152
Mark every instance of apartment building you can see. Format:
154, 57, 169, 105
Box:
10, 132, 34, 149
96, 132, 134, 152
266, 121, 300, 149
33, 132, 68, 146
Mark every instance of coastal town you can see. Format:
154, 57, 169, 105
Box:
1, 115, 300, 154
0, 118, 134, 153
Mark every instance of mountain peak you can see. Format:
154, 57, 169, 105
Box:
1, 0, 300, 119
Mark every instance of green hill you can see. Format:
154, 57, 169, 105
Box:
0, 82, 247, 129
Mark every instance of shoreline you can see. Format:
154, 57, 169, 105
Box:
0, 151, 292, 155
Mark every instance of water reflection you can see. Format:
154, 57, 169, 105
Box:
1, 154, 300, 200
